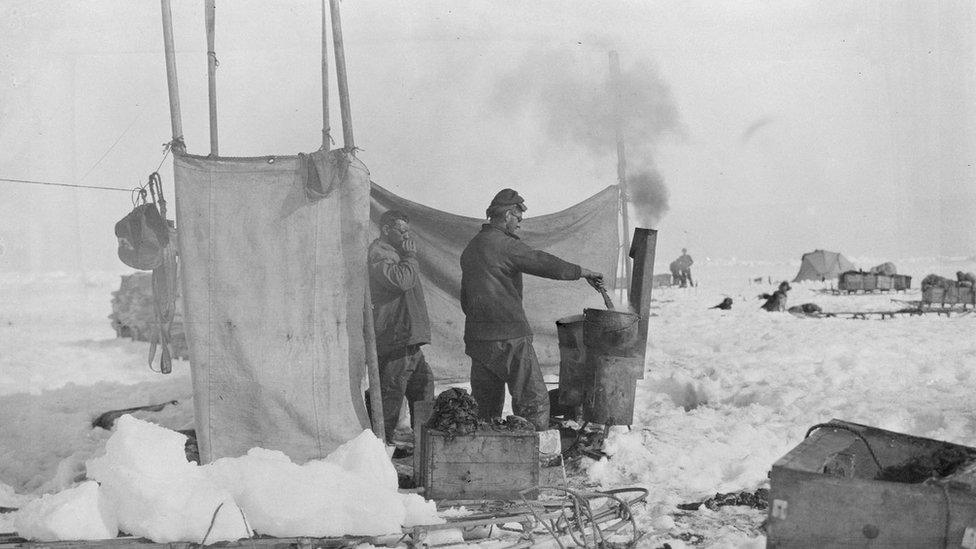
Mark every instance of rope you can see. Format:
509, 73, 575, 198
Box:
805, 423, 885, 473
0, 177, 131, 192
199, 501, 225, 546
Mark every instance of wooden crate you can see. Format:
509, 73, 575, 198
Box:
861, 273, 878, 291
837, 272, 863, 292
767, 419, 976, 548
875, 274, 893, 291
419, 429, 539, 500
892, 274, 911, 291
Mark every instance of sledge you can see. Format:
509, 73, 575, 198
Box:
0, 488, 647, 549
767, 419, 976, 548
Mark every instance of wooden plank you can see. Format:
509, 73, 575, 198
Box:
429, 432, 538, 464
426, 461, 538, 500
0, 535, 375, 549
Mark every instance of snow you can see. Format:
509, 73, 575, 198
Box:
1, 257, 976, 546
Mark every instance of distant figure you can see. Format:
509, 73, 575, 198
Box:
761, 281, 791, 312
957, 271, 976, 287
674, 248, 694, 288
669, 260, 683, 287
710, 297, 733, 310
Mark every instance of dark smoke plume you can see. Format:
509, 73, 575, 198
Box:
491, 49, 682, 226
627, 169, 670, 228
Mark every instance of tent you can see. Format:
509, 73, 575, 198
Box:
792, 249, 856, 282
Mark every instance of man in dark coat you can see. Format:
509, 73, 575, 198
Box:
460, 189, 605, 430
368, 209, 434, 444
675, 248, 694, 287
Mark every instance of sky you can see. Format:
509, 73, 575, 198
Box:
0, 0, 974, 272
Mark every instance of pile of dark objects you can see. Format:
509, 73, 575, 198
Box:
425, 388, 535, 437
676, 488, 769, 511
922, 272, 976, 290
875, 446, 976, 484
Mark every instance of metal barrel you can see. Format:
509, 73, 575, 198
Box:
581, 308, 642, 425
555, 314, 587, 407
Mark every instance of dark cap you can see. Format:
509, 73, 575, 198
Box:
489, 189, 527, 211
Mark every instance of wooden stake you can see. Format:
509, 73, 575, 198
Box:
362, 284, 385, 441
321, 0, 331, 150
160, 0, 184, 152
326, 0, 379, 438
609, 51, 631, 293
329, 0, 355, 150
205, 0, 218, 156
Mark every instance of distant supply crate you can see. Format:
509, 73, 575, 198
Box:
892, 274, 912, 291
875, 274, 893, 291
418, 429, 540, 500
923, 285, 976, 307
838, 272, 894, 293
767, 419, 976, 548
837, 272, 863, 292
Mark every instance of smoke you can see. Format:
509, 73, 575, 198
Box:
627, 169, 670, 228
491, 49, 682, 226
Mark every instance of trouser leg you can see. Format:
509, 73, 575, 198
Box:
467, 342, 506, 421
377, 350, 419, 443
506, 338, 550, 431
404, 350, 435, 427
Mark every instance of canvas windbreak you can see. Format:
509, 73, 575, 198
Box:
174, 150, 370, 464
370, 183, 621, 381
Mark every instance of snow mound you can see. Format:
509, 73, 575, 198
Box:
13, 481, 117, 541
85, 415, 248, 544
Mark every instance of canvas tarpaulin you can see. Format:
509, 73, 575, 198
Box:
369, 183, 621, 381
174, 150, 370, 464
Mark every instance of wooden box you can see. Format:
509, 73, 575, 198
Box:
874, 274, 893, 291
838, 272, 863, 292
418, 429, 540, 500
767, 419, 976, 548
860, 273, 878, 291
892, 274, 911, 291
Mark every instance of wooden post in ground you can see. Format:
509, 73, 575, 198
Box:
321, 0, 331, 149
205, 0, 218, 156
609, 51, 631, 296
160, 0, 185, 152
327, 0, 383, 440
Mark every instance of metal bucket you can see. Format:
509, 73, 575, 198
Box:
582, 308, 640, 355
581, 308, 642, 425
555, 314, 588, 407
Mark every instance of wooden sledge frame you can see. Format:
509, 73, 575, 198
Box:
0, 488, 647, 549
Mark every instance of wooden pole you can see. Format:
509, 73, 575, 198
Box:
321, 0, 331, 150
205, 0, 218, 156
329, 0, 354, 150
362, 285, 386, 441
327, 0, 381, 439
160, 0, 185, 152
609, 51, 631, 294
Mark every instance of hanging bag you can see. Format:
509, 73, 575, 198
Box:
115, 179, 170, 270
